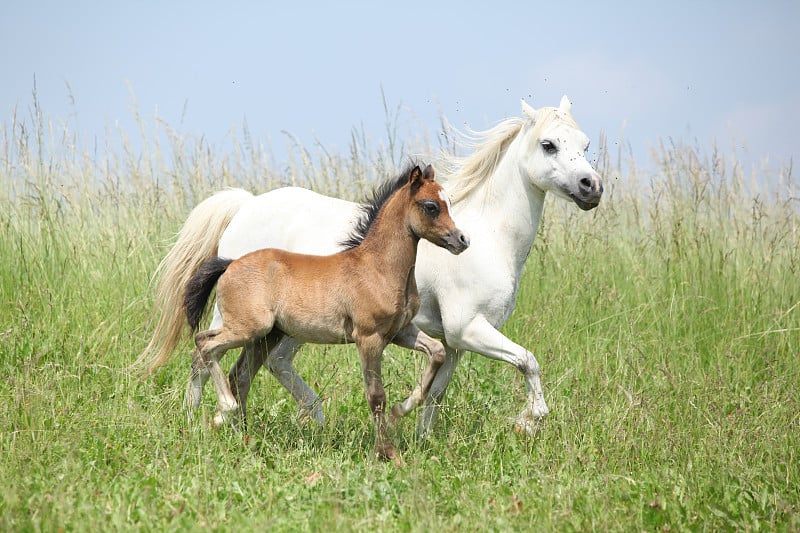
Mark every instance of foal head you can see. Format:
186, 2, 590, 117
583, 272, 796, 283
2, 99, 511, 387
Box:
406, 165, 469, 255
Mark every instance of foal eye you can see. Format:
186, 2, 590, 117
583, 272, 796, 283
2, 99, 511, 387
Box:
421, 201, 440, 217
541, 140, 558, 154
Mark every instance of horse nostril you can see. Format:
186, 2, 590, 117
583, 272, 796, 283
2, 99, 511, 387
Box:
460, 233, 470, 247
579, 177, 592, 191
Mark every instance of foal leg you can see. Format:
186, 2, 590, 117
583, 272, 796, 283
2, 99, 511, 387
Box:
226, 330, 282, 428
228, 341, 266, 423
225, 340, 264, 429
356, 334, 398, 463
195, 327, 249, 428
388, 324, 447, 420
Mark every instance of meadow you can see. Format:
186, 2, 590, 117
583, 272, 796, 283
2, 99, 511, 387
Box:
1, 98, 798, 531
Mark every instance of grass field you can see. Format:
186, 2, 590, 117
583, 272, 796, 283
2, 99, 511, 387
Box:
1, 103, 798, 531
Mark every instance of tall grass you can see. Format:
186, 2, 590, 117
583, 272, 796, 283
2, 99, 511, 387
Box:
1, 93, 798, 531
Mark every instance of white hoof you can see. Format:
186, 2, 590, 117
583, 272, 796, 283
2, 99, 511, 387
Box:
514, 404, 549, 435
212, 407, 239, 429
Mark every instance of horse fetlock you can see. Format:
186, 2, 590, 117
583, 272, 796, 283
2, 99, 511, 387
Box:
519, 351, 540, 376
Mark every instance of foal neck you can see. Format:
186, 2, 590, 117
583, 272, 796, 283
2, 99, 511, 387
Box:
352, 187, 419, 273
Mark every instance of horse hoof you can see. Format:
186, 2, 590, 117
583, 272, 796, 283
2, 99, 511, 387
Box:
212, 409, 240, 429
212, 412, 227, 429
514, 414, 546, 436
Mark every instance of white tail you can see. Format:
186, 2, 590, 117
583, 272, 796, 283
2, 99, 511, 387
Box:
134, 188, 253, 375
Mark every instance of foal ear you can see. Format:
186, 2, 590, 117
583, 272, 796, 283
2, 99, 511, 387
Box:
409, 165, 423, 193
422, 164, 435, 181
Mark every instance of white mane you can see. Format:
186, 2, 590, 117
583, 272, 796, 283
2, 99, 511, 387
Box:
438, 106, 578, 204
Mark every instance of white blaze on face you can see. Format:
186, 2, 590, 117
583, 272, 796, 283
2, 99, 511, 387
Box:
439, 189, 453, 214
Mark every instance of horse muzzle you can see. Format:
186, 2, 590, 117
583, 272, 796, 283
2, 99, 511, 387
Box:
572, 172, 603, 211
443, 229, 470, 255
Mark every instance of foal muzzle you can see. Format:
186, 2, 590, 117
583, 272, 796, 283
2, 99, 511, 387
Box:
444, 229, 470, 255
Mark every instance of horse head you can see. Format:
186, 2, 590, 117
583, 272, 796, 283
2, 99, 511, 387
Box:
518, 95, 603, 211
408, 165, 470, 254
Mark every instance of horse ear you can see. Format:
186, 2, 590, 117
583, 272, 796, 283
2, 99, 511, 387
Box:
521, 99, 537, 119
558, 95, 572, 113
422, 164, 435, 181
409, 165, 423, 193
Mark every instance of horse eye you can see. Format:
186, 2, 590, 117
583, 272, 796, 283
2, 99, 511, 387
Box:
541, 140, 558, 154
422, 201, 440, 217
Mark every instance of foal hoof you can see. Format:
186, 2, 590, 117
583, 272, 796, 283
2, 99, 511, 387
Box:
376, 450, 403, 468
377, 446, 403, 466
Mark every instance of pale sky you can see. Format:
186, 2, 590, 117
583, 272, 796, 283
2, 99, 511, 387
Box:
2, 1, 798, 175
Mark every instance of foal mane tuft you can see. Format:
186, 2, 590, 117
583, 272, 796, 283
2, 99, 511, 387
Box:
339, 163, 421, 250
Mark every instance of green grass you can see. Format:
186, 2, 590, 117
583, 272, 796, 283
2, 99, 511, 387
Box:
1, 102, 798, 531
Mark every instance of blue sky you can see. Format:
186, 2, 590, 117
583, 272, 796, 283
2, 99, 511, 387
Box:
2, 1, 798, 174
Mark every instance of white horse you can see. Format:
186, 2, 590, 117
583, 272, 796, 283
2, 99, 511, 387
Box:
137, 95, 603, 435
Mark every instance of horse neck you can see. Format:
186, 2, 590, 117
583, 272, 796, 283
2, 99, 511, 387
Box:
454, 133, 546, 269
355, 190, 419, 279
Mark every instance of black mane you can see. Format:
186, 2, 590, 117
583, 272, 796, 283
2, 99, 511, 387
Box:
339, 163, 422, 250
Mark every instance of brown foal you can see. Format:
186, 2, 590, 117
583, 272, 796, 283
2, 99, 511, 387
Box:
182, 164, 469, 461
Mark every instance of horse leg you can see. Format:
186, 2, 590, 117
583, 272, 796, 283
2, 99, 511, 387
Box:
185, 347, 212, 421
446, 315, 549, 434
356, 334, 398, 463
264, 335, 324, 425
388, 324, 447, 421
227, 330, 324, 427
185, 308, 226, 420
417, 345, 462, 436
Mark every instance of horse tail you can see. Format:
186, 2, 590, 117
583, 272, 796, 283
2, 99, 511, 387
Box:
134, 188, 253, 376
184, 257, 234, 333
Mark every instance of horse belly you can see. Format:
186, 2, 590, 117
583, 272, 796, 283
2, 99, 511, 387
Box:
276, 319, 352, 345
274, 303, 353, 345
